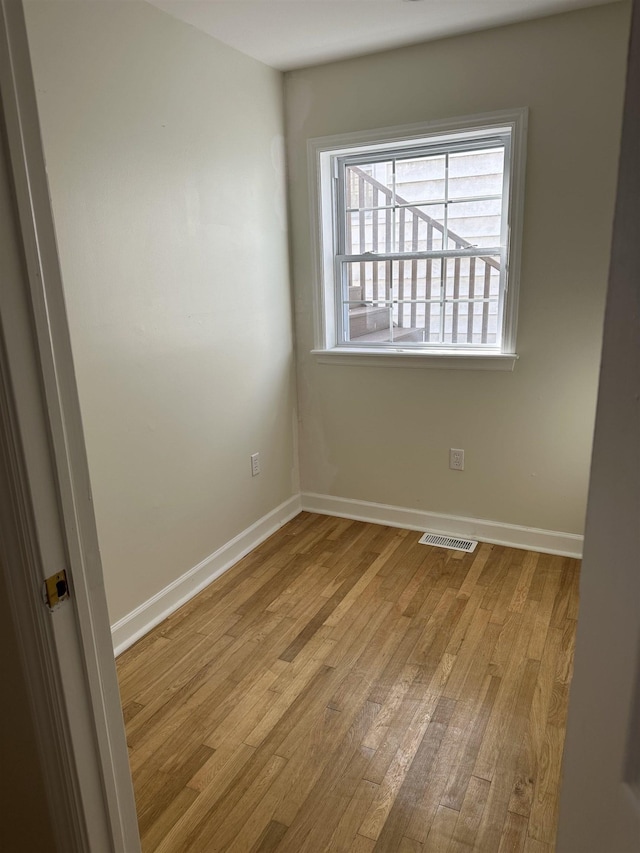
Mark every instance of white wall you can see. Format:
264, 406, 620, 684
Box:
24, 0, 298, 624
286, 3, 630, 537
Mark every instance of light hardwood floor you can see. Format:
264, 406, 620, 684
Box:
116, 512, 580, 852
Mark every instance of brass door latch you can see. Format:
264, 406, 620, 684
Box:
44, 570, 70, 610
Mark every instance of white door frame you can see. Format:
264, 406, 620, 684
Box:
0, 2, 140, 850
557, 1, 640, 849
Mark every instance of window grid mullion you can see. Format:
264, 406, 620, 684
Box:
342, 296, 498, 305
345, 193, 503, 214
337, 248, 504, 262
439, 257, 447, 344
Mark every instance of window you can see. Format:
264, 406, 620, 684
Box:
309, 110, 527, 369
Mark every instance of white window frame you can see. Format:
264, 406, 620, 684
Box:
308, 109, 528, 370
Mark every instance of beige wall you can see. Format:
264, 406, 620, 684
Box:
285, 2, 630, 536
24, 0, 298, 624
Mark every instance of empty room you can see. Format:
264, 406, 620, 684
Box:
1, 0, 638, 851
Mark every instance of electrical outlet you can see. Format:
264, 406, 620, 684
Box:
250, 452, 260, 477
449, 448, 465, 471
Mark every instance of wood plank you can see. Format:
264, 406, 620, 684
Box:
349, 835, 376, 853
250, 820, 289, 853
527, 724, 565, 845
549, 557, 576, 628
508, 551, 540, 614
271, 705, 371, 827
474, 604, 538, 782
243, 661, 338, 749
489, 551, 525, 625
457, 543, 493, 599
204, 668, 283, 750
191, 753, 288, 851
440, 673, 501, 812
274, 703, 379, 851
367, 613, 429, 706
523, 836, 552, 853
527, 561, 562, 661
525, 553, 548, 603
400, 713, 466, 844
497, 810, 528, 853
124, 643, 235, 750
507, 626, 562, 819
441, 603, 491, 699
474, 659, 541, 851
401, 551, 447, 617
327, 779, 379, 852
447, 775, 490, 852
135, 742, 213, 832
278, 573, 362, 662
423, 806, 459, 852
477, 544, 508, 588
326, 532, 409, 627
507, 724, 536, 819
187, 740, 255, 794
359, 691, 443, 839
122, 701, 144, 724
399, 836, 423, 853
139, 787, 198, 852
408, 589, 466, 669
565, 559, 581, 621
361, 664, 420, 751
371, 697, 456, 850
446, 584, 487, 654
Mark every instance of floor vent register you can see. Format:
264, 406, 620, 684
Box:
418, 532, 478, 553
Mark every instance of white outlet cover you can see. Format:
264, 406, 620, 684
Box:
450, 448, 465, 470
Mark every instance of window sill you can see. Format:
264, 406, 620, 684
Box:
311, 348, 518, 371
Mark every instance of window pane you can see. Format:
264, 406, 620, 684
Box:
446, 198, 502, 248
343, 259, 443, 344
395, 205, 445, 253
344, 259, 393, 343
345, 162, 393, 209
343, 256, 501, 346
448, 147, 505, 199
443, 255, 500, 299
346, 204, 447, 254
348, 299, 394, 343
347, 209, 393, 254
393, 257, 442, 303
344, 260, 392, 305
443, 256, 501, 345
395, 154, 446, 204
444, 297, 500, 345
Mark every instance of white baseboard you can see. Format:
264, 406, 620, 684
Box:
300, 492, 583, 559
112, 490, 582, 655
111, 495, 302, 656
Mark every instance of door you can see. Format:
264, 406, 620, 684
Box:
557, 2, 640, 850
0, 2, 140, 850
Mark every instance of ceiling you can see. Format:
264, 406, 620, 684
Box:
146, 0, 617, 71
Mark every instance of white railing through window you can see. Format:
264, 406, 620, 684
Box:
343, 159, 504, 347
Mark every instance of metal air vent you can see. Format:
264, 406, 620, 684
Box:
418, 532, 478, 552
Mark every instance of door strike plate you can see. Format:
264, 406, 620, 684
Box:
44, 570, 70, 610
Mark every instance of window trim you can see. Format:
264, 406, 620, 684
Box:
307, 109, 528, 369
